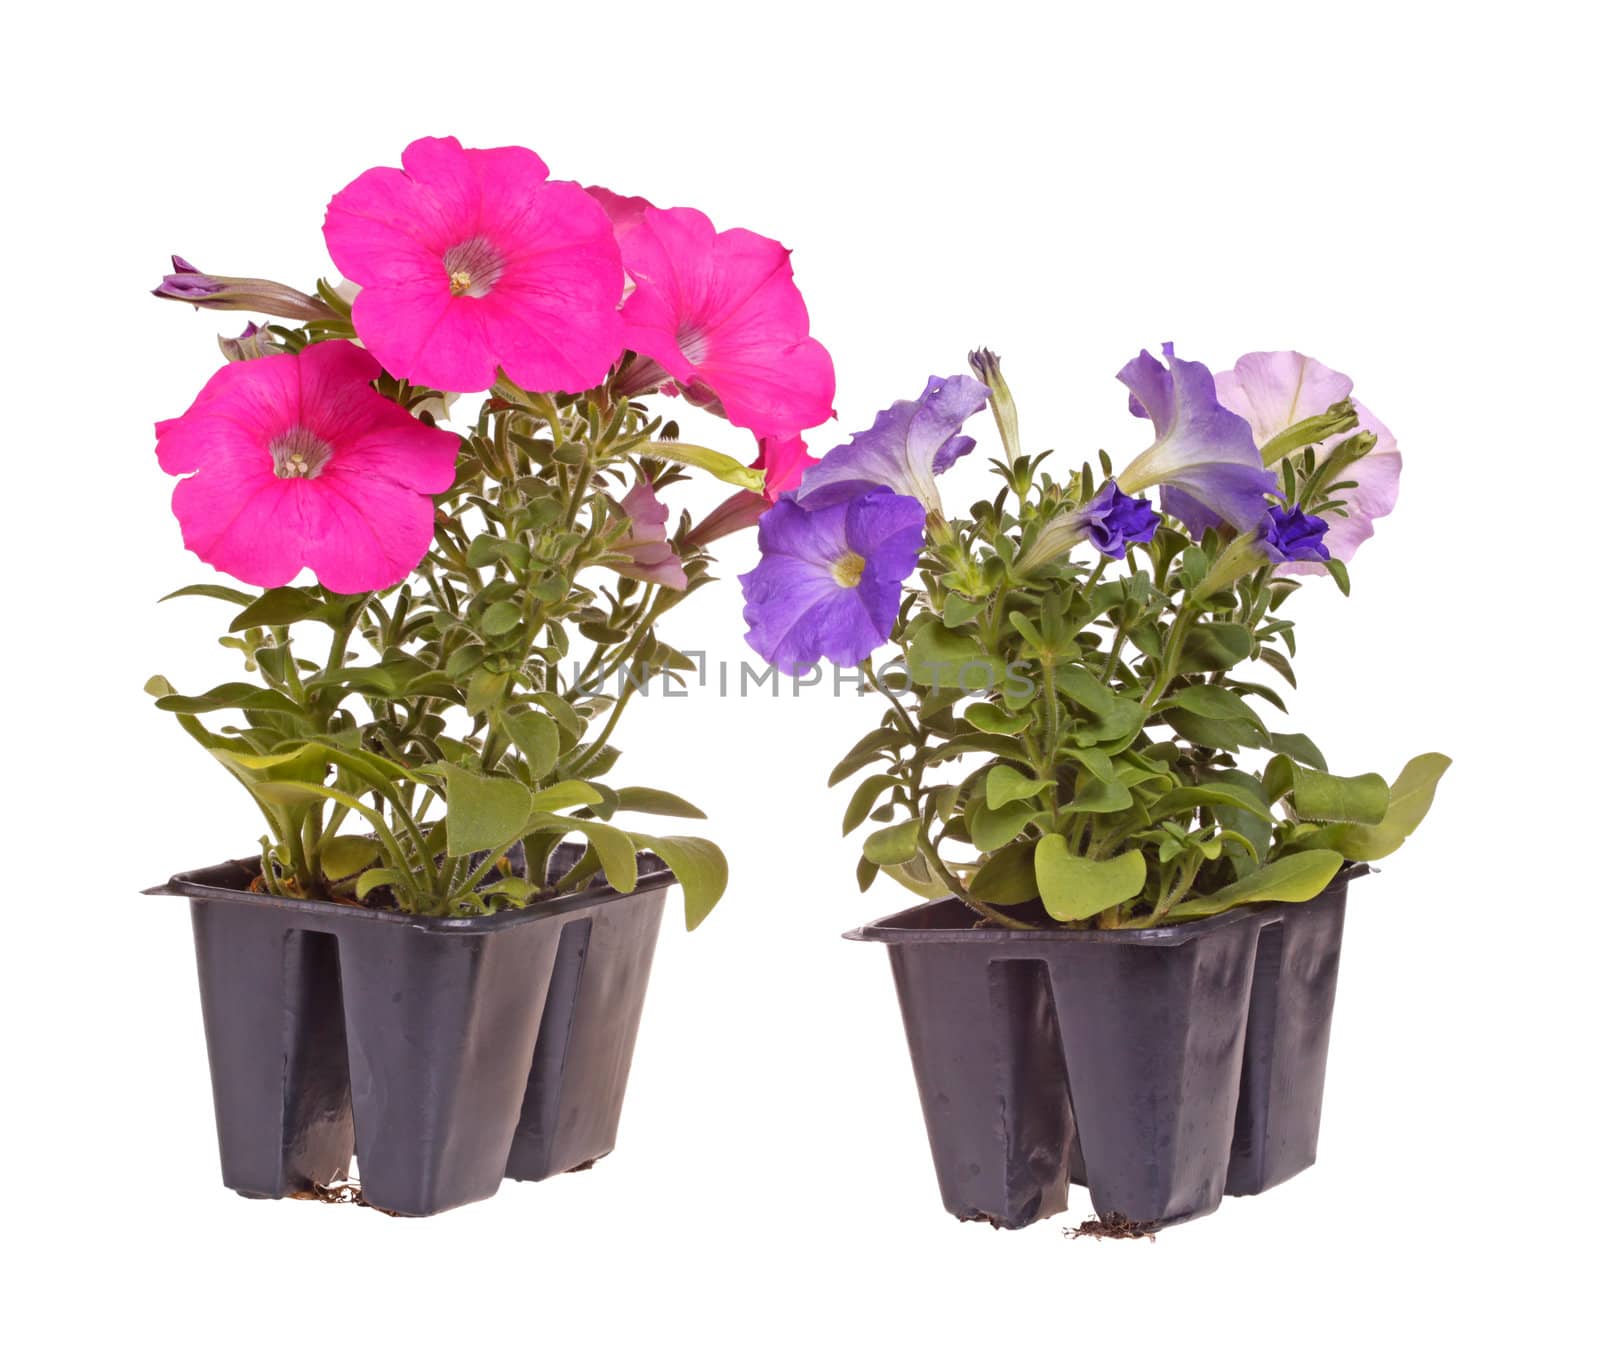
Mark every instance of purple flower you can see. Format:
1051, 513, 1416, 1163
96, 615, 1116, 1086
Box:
153, 256, 330, 322
1114, 342, 1276, 534
794, 374, 990, 512
1080, 481, 1160, 559
1257, 505, 1331, 564
741, 488, 926, 673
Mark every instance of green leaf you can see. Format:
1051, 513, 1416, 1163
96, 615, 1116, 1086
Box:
1179, 622, 1252, 673
1148, 783, 1275, 822
632, 833, 729, 930
321, 835, 382, 882
1168, 684, 1267, 732
1061, 774, 1134, 814
1269, 732, 1327, 771
1283, 764, 1389, 824
442, 764, 535, 857
160, 583, 255, 606
883, 853, 951, 899
481, 601, 522, 635
528, 780, 604, 812
155, 682, 304, 716
355, 868, 405, 901
229, 587, 329, 632
562, 818, 639, 893
842, 774, 897, 835
611, 787, 707, 819
969, 839, 1039, 905
863, 819, 920, 866
1164, 708, 1266, 751
1303, 753, 1451, 861
1034, 837, 1146, 922
986, 764, 1050, 808
1165, 849, 1343, 920
968, 798, 1038, 852
497, 708, 560, 778
964, 702, 1031, 734
906, 624, 1007, 693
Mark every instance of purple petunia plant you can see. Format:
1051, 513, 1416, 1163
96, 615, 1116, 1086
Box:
740, 345, 1449, 929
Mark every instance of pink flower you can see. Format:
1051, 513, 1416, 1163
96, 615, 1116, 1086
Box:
323, 136, 625, 395
155, 340, 459, 593
614, 205, 835, 439
1214, 351, 1400, 571
686, 435, 821, 548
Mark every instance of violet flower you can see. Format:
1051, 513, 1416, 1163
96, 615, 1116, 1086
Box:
794, 375, 990, 513
153, 257, 331, 323
1079, 481, 1160, 559
1257, 505, 1331, 564
741, 488, 926, 673
1115, 343, 1276, 533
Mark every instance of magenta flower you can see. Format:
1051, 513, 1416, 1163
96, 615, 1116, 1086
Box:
1115, 343, 1276, 534
794, 375, 990, 512
155, 340, 459, 593
1214, 351, 1400, 571
601, 480, 688, 590
585, 186, 653, 243
323, 136, 625, 395
741, 488, 925, 674
616, 205, 835, 439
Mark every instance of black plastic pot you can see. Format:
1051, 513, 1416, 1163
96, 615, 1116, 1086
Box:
846, 867, 1364, 1229
148, 843, 673, 1216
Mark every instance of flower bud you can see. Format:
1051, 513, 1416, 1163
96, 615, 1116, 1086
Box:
216, 322, 284, 363
153, 256, 330, 322
968, 348, 1019, 464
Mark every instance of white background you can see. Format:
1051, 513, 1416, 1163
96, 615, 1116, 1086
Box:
5, 1, 1593, 1342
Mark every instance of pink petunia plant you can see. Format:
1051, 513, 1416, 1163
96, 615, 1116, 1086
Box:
143, 135, 832, 922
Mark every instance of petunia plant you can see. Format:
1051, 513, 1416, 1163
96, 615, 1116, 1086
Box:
147, 136, 835, 925
740, 344, 1448, 929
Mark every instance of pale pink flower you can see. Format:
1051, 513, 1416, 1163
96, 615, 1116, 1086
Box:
1215, 351, 1400, 570
155, 340, 459, 593
323, 136, 625, 395
602, 480, 688, 590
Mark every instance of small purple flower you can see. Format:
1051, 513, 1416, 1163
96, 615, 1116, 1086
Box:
153, 256, 330, 322
1080, 481, 1160, 559
1114, 342, 1276, 534
794, 374, 990, 512
741, 487, 926, 673
1257, 505, 1331, 564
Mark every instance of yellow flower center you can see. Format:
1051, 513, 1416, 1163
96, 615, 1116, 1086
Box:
831, 552, 866, 588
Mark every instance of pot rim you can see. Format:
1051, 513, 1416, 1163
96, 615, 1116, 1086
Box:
843, 863, 1366, 948
146, 847, 675, 934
